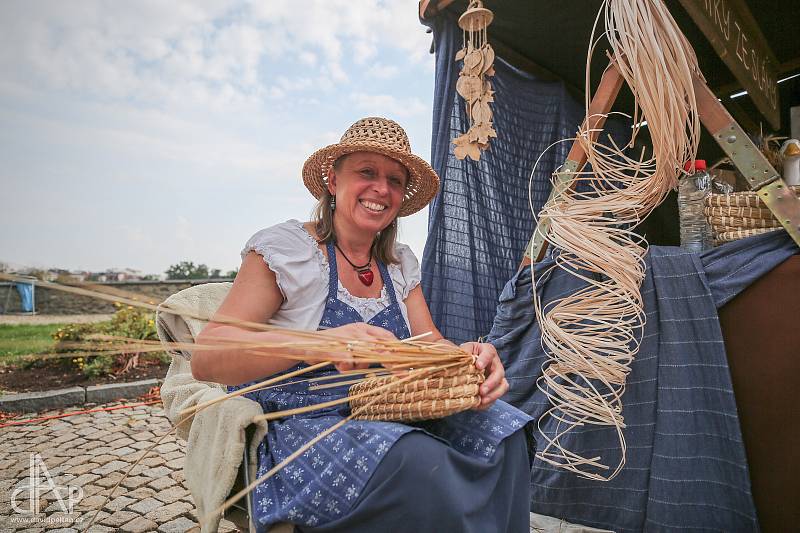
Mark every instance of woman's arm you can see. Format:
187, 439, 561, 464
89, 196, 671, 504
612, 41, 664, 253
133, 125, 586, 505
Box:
404, 285, 509, 409
191, 252, 394, 385
191, 252, 304, 384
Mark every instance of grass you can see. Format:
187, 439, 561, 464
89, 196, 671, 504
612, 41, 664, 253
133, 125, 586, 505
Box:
0, 323, 60, 367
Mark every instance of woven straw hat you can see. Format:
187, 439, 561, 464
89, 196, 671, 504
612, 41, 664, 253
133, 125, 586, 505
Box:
302, 117, 440, 217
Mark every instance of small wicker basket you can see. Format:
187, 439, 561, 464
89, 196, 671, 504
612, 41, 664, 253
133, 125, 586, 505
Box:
349, 366, 484, 422
704, 186, 799, 243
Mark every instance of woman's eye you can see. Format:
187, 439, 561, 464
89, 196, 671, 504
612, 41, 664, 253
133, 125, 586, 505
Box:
360, 169, 374, 176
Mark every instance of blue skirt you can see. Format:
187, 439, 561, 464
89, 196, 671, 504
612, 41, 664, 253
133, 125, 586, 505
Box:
302, 428, 532, 533
232, 365, 533, 530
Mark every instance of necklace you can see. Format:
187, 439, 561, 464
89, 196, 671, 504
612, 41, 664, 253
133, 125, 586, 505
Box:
334, 242, 374, 286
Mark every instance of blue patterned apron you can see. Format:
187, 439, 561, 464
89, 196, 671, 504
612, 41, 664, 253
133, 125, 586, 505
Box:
230, 241, 531, 530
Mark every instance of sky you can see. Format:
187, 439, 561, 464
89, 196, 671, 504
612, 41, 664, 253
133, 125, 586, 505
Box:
0, 1, 435, 276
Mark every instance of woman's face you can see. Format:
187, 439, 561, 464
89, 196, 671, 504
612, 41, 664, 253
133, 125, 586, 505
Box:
328, 151, 408, 235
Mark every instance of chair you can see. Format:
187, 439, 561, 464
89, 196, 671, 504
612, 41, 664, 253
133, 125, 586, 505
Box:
224, 424, 258, 532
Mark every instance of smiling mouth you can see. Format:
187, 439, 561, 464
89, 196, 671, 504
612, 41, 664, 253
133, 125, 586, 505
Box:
359, 200, 387, 212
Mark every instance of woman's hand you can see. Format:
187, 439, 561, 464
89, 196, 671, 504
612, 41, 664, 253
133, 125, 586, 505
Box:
317, 323, 398, 373
461, 341, 509, 410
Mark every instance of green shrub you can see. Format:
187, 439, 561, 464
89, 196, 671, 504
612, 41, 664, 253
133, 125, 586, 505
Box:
51, 303, 164, 377
107, 303, 158, 341
81, 354, 115, 377
52, 321, 107, 344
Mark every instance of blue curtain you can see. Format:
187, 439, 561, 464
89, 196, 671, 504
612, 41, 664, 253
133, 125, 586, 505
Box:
421, 13, 627, 344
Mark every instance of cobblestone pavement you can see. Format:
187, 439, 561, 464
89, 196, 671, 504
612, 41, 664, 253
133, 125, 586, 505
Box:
0, 401, 241, 532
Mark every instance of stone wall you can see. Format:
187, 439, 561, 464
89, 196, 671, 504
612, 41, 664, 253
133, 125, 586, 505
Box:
0, 279, 233, 315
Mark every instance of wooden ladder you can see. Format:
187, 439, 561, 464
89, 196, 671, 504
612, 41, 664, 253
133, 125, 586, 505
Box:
521, 61, 800, 267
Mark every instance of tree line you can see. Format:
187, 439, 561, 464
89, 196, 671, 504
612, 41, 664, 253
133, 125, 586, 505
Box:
165, 261, 238, 280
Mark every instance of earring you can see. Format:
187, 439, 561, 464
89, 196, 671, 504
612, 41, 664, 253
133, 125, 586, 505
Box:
330, 195, 336, 211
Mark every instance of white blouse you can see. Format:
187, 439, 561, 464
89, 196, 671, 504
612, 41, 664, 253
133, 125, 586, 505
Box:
241, 219, 422, 332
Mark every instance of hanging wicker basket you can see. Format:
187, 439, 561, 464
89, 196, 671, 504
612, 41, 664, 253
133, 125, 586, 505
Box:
704, 186, 800, 243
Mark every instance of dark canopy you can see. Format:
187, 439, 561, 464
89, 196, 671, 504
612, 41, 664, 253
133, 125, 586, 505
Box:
421, 0, 800, 135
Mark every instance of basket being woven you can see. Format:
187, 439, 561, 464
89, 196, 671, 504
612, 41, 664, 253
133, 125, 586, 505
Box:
349, 365, 484, 422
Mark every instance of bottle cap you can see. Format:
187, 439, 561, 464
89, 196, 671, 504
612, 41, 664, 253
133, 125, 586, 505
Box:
683, 160, 707, 172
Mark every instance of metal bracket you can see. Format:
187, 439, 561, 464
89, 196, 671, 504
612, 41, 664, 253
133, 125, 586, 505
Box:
713, 123, 779, 190
524, 158, 580, 261
710, 121, 800, 248
757, 179, 800, 245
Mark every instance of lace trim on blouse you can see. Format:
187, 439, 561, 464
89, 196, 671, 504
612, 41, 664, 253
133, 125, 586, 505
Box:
291, 220, 391, 322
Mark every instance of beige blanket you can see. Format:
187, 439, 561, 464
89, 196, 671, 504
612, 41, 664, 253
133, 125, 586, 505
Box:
156, 282, 269, 533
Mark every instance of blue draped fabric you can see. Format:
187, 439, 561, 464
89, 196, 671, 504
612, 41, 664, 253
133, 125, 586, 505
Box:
487, 230, 798, 532
421, 13, 627, 344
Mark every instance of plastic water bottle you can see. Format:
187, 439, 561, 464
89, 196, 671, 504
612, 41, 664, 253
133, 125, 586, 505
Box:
678, 160, 713, 252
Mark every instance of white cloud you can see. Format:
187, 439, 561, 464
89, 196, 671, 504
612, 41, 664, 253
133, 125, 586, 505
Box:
350, 92, 427, 118
366, 63, 400, 79
267, 86, 286, 99
277, 76, 313, 92
353, 40, 378, 65
0, 0, 434, 109
299, 51, 318, 66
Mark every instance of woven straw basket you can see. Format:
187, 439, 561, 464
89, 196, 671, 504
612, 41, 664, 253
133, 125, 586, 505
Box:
704, 186, 799, 243
349, 366, 484, 422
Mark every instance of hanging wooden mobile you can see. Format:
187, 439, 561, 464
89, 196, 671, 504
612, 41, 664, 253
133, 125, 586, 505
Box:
452, 0, 496, 161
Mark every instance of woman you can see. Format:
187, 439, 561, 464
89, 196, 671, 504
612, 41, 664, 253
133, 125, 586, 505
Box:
191, 117, 532, 532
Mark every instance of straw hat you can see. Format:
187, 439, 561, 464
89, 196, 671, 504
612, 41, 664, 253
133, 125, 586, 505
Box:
302, 117, 440, 217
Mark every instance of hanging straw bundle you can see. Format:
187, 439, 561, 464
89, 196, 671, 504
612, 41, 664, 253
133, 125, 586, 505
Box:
529, 0, 701, 481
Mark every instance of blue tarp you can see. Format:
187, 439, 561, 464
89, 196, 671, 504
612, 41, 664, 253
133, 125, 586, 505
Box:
421, 13, 628, 344
15, 282, 34, 313
488, 230, 797, 532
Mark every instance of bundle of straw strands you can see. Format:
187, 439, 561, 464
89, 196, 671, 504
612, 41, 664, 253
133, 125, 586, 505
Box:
704, 187, 798, 243
0, 272, 485, 529
0, 272, 482, 423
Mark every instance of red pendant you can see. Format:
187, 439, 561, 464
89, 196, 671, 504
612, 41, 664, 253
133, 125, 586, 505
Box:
357, 269, 374, 286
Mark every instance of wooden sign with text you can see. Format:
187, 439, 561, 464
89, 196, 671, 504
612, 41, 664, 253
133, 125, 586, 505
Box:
678, 0, 780, 129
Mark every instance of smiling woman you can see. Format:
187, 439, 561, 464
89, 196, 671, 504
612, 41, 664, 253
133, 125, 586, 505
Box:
311, 151, 408, 269
188, 116, 533, 532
